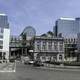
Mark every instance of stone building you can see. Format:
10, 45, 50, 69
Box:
10, 26, 36, 60
33, 32, 64, 62
64, 38, 77, 61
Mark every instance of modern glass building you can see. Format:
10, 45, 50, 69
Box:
54, 17, 80, 61
0, 14, 9, 28
0, 14, 10, 61
54, 17, 80, 38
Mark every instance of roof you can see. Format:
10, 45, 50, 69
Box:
34, 36, 64, 41
0, 13, 6, 16
60, 17, 75, 21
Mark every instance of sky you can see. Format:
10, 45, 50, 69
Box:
0, 0, 80, 36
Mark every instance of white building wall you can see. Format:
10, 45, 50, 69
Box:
3, 28, 10, 60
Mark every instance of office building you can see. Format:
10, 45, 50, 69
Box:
0, 14, 10, 61
54, 17, 80, 38
54, 17, 80, 61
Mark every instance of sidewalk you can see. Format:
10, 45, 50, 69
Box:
35, 63, 80, 72
0, 62, 16, 72
44, 63, 80, 69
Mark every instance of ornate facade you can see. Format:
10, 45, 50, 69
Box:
33, 32, 64, 62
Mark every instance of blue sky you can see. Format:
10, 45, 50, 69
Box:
0, 0, 80, 36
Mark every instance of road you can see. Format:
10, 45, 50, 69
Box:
0, 62, 80, 80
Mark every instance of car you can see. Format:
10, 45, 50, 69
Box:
28, 61, 34, 64
24, 60, 29, 64
24, 60, 34, 65
9, 58, 15, 63
33, 60, 44, 67
21, 56, 30, 63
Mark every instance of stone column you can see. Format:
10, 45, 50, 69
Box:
52, 42, 54, 51
41, 41, 43, 52
58, 42, 60, 52
46, 41, 48, 52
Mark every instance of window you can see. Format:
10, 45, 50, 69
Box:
0, 28, 3, 33
59, 45, 63, 51
68, 39, 71, 43
0, 35, 3, 38
37, 41, 40, 45
54, 45, 58, 51
42, 56, 46, 60
64, 39, 66, 43
59, 41, 63, 51
71, 38, 73, 43
0, 41, 3, 46
37, 45, 40, 51
59, 41, 63, 44
48, 41, 52, 51
54, 42, 58, 51
0, 52, 2, 59
59, 55, 62, 60
1, 28, 3, 33
0, 46, 3, 49
36, 41, 41, 51
42, 41, 46, 51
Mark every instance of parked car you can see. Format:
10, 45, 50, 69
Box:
9, 57, 16, 63
24, 60, 29, 64
24, 60, 34, 65
33, 60, 44, 67
28, 60, 34, 64
21, 56, 30, 63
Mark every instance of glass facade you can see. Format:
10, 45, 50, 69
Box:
0, 15, 9, 28
0, 15, 9, 48
55, 18, 80, 38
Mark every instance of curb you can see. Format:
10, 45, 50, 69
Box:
0, 70, 15, 72
34, 66, 80, 72
43, 64, 80, 69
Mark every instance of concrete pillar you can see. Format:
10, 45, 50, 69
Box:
5, 51, 9, 62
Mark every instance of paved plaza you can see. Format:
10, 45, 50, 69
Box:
0, 62, 15, 72
0, 62, 80, 80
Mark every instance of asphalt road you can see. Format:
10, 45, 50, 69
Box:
0, 62, 80, 80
